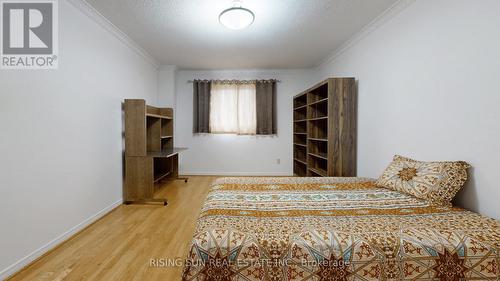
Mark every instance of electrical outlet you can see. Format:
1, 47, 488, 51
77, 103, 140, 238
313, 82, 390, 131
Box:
276, 158, 281, 164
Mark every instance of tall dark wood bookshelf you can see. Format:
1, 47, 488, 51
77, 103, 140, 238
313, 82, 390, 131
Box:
293, 78, 357, 177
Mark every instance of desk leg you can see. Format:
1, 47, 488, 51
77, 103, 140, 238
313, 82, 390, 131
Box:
177, 177, 188, 183
170, 154, 187, 182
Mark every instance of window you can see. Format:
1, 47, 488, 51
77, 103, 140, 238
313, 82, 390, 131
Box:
209, 82, 256, 134
193, 79, 276, 135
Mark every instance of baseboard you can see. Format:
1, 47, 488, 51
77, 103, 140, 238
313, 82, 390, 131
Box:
180, 171, 294, 176
0, 199, 122, 280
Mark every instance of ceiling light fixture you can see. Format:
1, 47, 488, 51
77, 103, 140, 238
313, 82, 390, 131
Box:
219, 0, 255, 30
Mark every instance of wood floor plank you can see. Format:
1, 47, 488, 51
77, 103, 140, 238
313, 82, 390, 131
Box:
7, 176, 215, 281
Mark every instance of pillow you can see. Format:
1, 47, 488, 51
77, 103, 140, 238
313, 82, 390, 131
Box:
376, 155, 470, 206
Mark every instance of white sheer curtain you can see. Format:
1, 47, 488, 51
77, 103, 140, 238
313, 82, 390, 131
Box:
210, 82, 256, 134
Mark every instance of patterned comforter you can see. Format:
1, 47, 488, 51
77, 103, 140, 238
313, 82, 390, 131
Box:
182, 177, 499, 280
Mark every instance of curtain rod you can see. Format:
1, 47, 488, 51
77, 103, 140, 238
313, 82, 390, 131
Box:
187, 79, 281, 83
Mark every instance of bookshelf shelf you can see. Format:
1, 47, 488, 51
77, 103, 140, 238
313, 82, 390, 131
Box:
308, 167, 327, 177
308, 138, 327, 142
308, 116, 328, 121
308, 98, 328, 106
146, 113, 172, 120
294, 158, 307, 165
309, 152, 328, 160
293, 104, 308, 110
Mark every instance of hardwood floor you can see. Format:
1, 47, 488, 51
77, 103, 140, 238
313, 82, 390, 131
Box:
8, 176, 216, 281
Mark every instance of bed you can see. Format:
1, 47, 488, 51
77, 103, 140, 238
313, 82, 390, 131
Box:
182, 177, 499, 280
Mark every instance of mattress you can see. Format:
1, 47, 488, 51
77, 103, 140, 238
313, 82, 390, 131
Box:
181, 177, 499, 280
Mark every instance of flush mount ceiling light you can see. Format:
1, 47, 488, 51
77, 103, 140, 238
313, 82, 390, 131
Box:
219, 0, 255, 30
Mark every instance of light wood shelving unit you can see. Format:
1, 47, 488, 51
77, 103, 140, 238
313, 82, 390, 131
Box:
293, 78, 357, 177
124, 99, 187, 205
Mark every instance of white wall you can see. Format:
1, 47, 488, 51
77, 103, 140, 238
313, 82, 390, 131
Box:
175, 69, 315, 175
158, 65, 177, 107
316, 0, 500, 219
0, 0, 158, 278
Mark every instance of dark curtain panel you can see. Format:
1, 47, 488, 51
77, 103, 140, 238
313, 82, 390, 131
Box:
193, 80, 211, 133
255, 80, 277, 135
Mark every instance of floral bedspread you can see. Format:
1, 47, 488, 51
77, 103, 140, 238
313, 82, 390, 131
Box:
182, 177, 499, 280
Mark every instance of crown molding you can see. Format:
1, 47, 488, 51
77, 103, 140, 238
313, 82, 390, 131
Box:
66, 0, 160, 69
317, 0, 416, 68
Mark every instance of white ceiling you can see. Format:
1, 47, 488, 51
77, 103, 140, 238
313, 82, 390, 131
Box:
86, 0, 398, 69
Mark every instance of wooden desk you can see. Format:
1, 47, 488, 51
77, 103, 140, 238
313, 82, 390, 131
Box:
149, 147, 189, 184
124, 99, 188, 206
125, 148, 188, 206
147, 147, 187, 157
